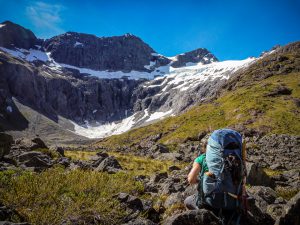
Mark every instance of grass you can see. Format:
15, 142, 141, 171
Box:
275, 186, 299, 201
65, 150, 188, 176
94, 72, 300, 150
0, 168, 144, 225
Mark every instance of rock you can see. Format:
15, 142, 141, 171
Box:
266, 86, 292, 97
247, 186, 277, 225
122, 218, 157, 225
150, 172, 168, 183
43, 32, 170, 72
246, 162, 275, 188
275, 191, 300, 225
164, 209, 220, 225
270, 163, 286, 170
55, 157, 71, 167
164, 193, 183, 208
12, 138, 47, 152
0, 222, 30, 225
169, 165, 181, 171
155, 153, 183, 161
95, 156, 122, 173
22, 156, 52, 169
17, 151, 50, 163
30, 137, 48, 150
0, 21, 37, 49
0, 202, 29, 224
150, 144, 169, 153
0, 133, 13, 159
171, 48, 218, 68
54, 146, 64, 157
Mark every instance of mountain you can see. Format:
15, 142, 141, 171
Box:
0, 21, 300, 225
0, 20, 298, 145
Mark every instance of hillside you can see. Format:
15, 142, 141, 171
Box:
94, 42, 300, 150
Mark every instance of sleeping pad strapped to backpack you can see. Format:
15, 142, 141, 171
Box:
197, 129, 246, 212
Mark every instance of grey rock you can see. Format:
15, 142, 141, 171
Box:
55, 157, 71, 167
275, 191, 300, 225
171, 48, 218, 68
164, 193, 183, 208
0, 21, 37, 49
43, 32, 170, 72
0, 133, 13, 159
169, 165, 181, 171
247, 186, 277, 225
95, 156, 122, 173
122, 218, 157, 225
246, 162, 275, 188
164, 209, 220, 225
150, 172, 168, 183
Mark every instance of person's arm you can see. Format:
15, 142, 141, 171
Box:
187, 162, 201, 184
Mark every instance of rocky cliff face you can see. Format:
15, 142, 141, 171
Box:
0, 20, 285, 142
43, 32, 170, 72
0, 52, 143, 124
0, 21, 38, 49
170, 48, 218, 67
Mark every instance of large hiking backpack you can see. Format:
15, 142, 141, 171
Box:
198, 129, 246, 211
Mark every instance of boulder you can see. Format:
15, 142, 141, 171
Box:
150, 172, 168, 183
54, 147, 65, 157
169, 165, 181, 171
55, 157, 71, 167
122, 218, 157, 225
95, 156, 122, 173
14, 138, 48, 151
275, 191, 300, 225
246, 162, 275, 188
0, 133, 13, 160
164, 193, 184, 208
247, 186, 277, 225
164, 209, 220, 225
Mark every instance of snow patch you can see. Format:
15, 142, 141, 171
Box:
0, 24, 6, 28
146, 109, 173, 122
0, 47, 50, 62
71, 114, 136, 139
74, 41, 84, 47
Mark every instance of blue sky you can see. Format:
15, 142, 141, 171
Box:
1, 0, 300, 60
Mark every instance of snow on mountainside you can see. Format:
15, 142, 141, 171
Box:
69, 58, 256, 138
0, 20, 259, 140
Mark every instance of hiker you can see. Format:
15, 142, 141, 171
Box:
184, 140, 208, 210
184, 129, 248, 225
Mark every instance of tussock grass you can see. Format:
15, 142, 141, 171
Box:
0, 168, 143, 225
65, 150, 187, 176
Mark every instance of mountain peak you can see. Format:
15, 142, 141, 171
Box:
170, 48, 218, 67
0, 20, 37, 49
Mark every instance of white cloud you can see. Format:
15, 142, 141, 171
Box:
26, 1, 65, 37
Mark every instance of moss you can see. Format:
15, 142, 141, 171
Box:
276, 186, 299, 200
263, 168, 283, 177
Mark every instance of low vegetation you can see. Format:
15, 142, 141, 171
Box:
0, 167, 143, 225
95, 71, 300, 150
65, 150, 187, 176
0, 151, 188, 224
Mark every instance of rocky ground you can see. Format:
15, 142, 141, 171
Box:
0, 132, 299, 225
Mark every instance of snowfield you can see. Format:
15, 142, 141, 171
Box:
0, 46, 256, 139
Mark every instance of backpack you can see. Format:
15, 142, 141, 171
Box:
197, 129, 246, 212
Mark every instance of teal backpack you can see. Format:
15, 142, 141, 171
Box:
197, 129, 247, 224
